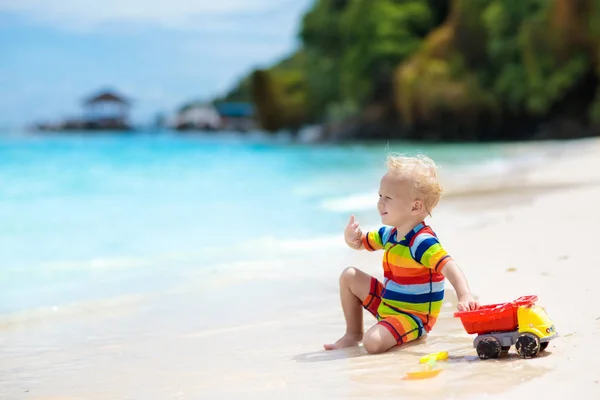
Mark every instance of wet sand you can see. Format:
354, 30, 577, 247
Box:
2, 139, 600, 399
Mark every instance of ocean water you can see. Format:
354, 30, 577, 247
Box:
0, 131, 539, 319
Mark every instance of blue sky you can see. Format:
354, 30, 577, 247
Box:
0, 0, 314, 129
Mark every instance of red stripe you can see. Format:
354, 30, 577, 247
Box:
379, 320, 401, 342
384, 271, 444, 284
424, 315, 437, 332
408, 225, 433, 247
362, 278, 383, 317
370, 277, 378, 294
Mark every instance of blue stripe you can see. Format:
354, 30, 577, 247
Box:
379, 226, 393, 246
414, 237, 438, 263
385, 279, 445, 295
382, 289, 445, 304
412, 222, 425, 233
402, 222, 425, 245
410, 233, 434, 256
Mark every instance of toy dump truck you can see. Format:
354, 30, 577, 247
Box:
454, 295, 557, 359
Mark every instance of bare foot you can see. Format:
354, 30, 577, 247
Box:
323, 333, 363, 350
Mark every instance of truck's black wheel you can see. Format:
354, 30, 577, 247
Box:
476, 337, 502, 359
515, 333, 540, 358
539, 342, 549, 352
501, 346, 511, 355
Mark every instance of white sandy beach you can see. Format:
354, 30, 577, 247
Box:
2, 139, 600, 399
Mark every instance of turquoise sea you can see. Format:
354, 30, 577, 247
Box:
0, 131, 542, 320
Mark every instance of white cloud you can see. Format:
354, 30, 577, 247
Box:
0, 0, 304, 32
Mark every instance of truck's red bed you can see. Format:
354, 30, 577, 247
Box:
454, 295, 538, 335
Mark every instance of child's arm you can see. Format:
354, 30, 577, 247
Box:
343, 215, 389, 251
441, 260, 480, 311
408, 230, 479, 311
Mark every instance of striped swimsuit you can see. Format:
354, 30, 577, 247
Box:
361, 222, 451, 344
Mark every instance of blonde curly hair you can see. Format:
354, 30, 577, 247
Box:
385, 153, 443, 215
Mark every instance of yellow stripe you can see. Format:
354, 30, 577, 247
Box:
368, 231, 383, 250
385, 252, 422, 269
398, 314, 417, 332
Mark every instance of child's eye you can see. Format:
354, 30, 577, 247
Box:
386, 196, 392, 200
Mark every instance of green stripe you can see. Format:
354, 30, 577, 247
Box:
380, 299, 443, 315
370, 231, 383, 248
420, 243, 442, 269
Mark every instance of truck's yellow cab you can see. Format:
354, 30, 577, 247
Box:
517, 305, 557, 341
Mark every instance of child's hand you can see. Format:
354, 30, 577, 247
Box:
344, 214, 363, 250
457, 293, 480, 311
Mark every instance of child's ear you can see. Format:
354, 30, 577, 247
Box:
411, 200, 424, 214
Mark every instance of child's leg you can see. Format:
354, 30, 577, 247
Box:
323, 267, 373, 350
362, 313, 424, 354
361, 325, 398, 354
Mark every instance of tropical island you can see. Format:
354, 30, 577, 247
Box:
218, 0, 600, 142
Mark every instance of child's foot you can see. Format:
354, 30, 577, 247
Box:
323, 333, 363, 350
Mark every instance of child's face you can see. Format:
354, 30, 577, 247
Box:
377, 173, 420, 227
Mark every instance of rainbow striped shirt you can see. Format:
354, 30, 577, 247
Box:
362, 222, 451, 332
